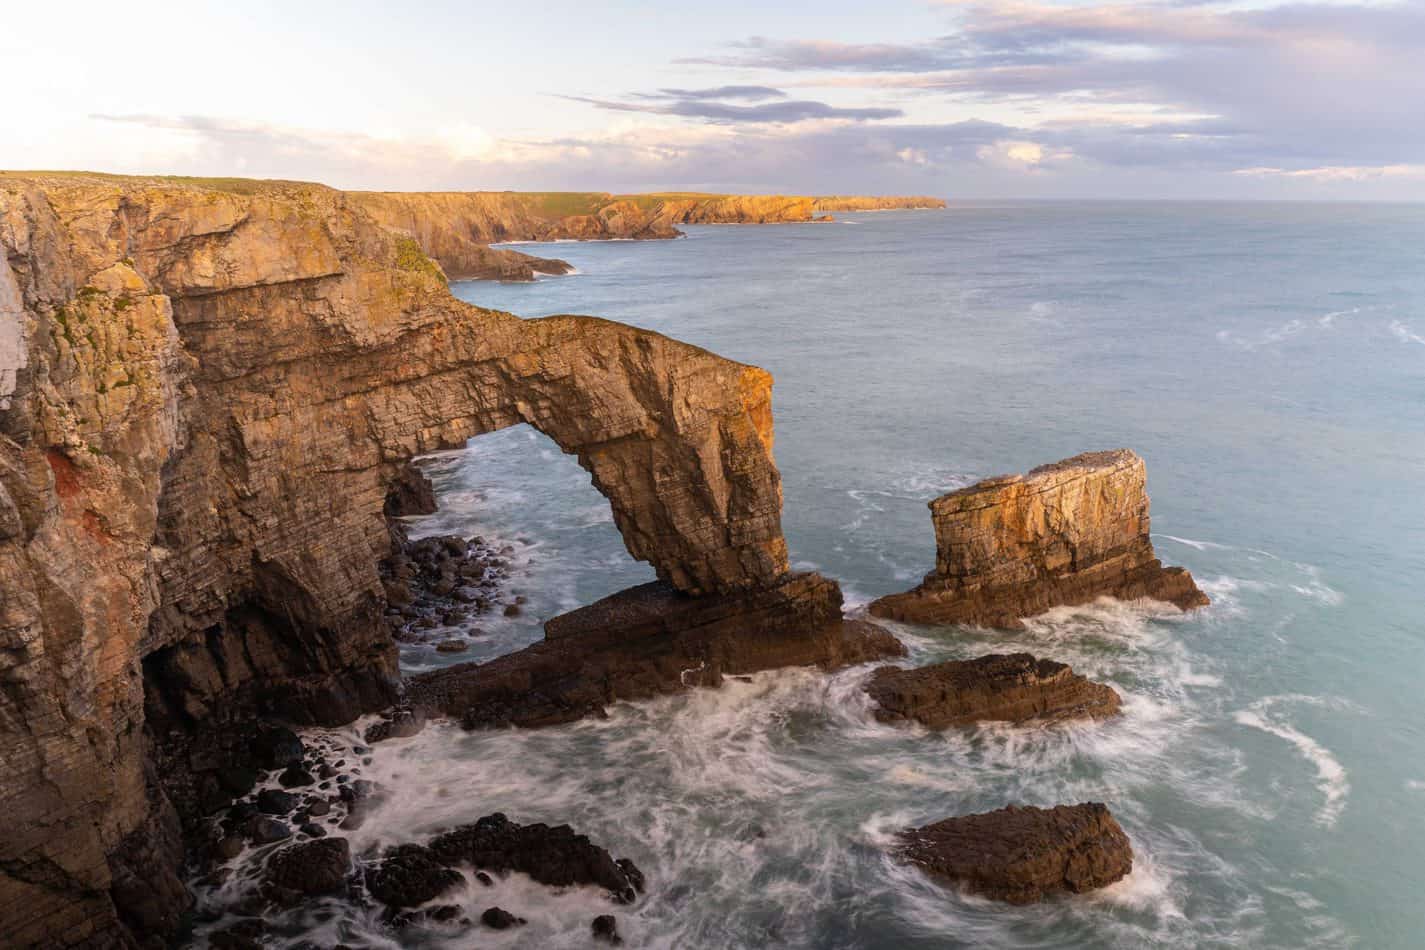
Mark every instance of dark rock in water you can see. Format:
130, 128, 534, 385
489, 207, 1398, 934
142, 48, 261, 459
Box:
216, 766, 259, 797
898, 803, 1133, 903
429, 812, 645, 903
257, 788, 299, 815
253, 727, 305, 770
300, 822, 327, 838
592, 914, 623, 944
865, 653, 1121, 729
436, 638, 469, 653
279, 765, 316, 788
265, 837, 351, 897
209, 918, 266, 950
364, 707, 426, 743
307, 799, 331, 817
365, 844, 465, 908
869, 450, 1209, 628
503, 603, 522, 617
475, 870, 494, 887
480, 906, 525, 930
412, 572, 904, 729
385, 461, 438, 517
246, 817, 292, 844
213, 836, 245, 861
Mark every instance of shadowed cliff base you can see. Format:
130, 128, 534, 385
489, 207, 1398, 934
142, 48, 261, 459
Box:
869, 450, 1209, 628
0, 172, 908, 947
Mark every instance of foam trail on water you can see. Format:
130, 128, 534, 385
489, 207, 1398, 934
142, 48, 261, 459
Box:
1233, 696, 1350, 827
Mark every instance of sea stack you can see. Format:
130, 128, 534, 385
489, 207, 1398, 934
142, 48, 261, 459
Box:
869, 450, 1208, 628
865, 653, 1121, 729
898, 803, 1134, 904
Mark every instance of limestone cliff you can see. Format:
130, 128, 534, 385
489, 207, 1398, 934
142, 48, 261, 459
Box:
869, 450, 1208, 627
0, 172, 815, 947
349, 190, 944, 281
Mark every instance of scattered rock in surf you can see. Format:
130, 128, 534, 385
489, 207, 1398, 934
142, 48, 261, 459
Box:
208, 919, 265, 950
364, 707, 426, 743
592, 913, 623, 944
278, 765, 315, 788
245, 817, 291, 844
898, 803, 1132, 903
503, 603, 521, 617
428, 812, 645, 903
480, 906, 526, 929
364, 844, 465, 908
256, 788, 299, 815
252, 727, 304, 770
263, 837, 351, 899
380, 530, 511, 646
865, 653, 1121, 729
435, 638, 469, 653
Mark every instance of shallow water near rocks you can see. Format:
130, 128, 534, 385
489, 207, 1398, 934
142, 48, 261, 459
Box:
205, 204, 1425, 947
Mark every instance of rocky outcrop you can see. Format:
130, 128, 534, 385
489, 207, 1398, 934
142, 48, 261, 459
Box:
866, 653, 1121, 729
350, 190, 943, 281
870, 450, 1208, 628
0, 172, 859, 947
412, 571, 905, 728
898, 803, 1133, 903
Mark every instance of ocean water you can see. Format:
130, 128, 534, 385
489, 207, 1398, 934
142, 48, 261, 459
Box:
229, 204, 1425, 948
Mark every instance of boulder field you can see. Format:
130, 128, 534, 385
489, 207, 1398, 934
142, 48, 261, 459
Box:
870, 449, 1209, 628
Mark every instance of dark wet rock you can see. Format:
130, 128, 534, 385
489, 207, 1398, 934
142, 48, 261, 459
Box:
257, 788, 299, 815
898, 803, 1133, 904
365, 844, 465, 908
253, 727, 305, 770
307, 799, 331, 817
265, 837, 351, 898
592, 914, 623, 944
300, 822, 327, 838
210, 918, 266, 950
216, 766, 259, 797
870, 450, 1208, 628
385, 460, 438, 517
412, 573, 904, 729
428, 812, 644, 903
213, 836, 245, 861
365, 708, 426, 744
246, 817, 292, 844
865, 653, 1122, 729
503, 603, 522, 617
475, 871, 494, 887
279, 765, 316, 788
436, 638, 469, 653
481, 907, 525, 930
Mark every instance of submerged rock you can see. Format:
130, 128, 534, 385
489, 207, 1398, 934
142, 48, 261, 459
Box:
592, 913, 623, 944
429, 813, 645, 903
480, 906, 526, 929
869, 450, 1208, 628
865, 653, 1121, 729
898, 803, 1133, 903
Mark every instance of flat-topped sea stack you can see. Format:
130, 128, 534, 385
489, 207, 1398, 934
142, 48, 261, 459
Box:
898, 803, 1133, 904
869, 450, 1208, 628
866, 653, 1120, 729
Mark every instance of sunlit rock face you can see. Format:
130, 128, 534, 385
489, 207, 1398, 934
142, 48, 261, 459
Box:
0, 173, 798, 946
870, 449, 1208, 628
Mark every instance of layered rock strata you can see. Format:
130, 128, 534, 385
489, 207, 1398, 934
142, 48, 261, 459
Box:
865, 653, 1121, 729
898, 803, 1133, 903
412, 571, 905, 728
869, 450, 1208, 627
0, 172, 858, 947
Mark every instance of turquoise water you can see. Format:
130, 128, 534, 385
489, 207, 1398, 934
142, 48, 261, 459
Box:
318, 204, 1423, 948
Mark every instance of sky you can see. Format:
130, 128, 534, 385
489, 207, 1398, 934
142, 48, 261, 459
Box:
5, 0, 1425, 199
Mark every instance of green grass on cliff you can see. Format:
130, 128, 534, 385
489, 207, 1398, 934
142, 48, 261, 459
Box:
393, 236, 447, 283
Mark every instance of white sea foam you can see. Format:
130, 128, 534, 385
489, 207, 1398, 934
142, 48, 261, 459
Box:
1234, 696, 1350, 827
1389, 319, 1425, 346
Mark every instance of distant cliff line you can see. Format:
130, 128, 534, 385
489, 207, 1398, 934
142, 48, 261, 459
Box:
347, 190, 946, 280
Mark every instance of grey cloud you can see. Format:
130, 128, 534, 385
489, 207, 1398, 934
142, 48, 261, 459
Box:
562, 95, 902, 123
637, 85, 786, 101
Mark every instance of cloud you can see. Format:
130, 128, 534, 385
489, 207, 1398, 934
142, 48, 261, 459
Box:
637, 85, 786, 101
1234, 163, 1425, 182
561, 94, 901, 123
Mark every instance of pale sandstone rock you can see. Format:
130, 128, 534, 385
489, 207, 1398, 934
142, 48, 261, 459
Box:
869, 450, 1208, 628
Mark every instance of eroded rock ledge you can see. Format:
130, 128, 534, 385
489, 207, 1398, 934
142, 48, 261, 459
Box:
0, 172, 881, 947
869, 450, 1208, 628
866, 653, 1121, 729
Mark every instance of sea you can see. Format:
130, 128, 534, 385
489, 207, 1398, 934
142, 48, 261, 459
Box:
213, 203, 1425, 948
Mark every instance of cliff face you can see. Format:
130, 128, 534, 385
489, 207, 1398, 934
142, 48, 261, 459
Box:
869, 450, 1208, 627
349, 191, 944, 281
0, 173, 798, 947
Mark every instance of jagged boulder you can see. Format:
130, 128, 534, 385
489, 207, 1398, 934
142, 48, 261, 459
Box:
865, 653, 1120, 729
870, 450, 1208, 627
364, 844, 464, 908
898, 803, 1133, 903
263, 837, 351, 898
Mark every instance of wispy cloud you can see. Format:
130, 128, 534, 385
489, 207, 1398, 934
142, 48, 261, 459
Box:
1234, 163, 1425, 182
560, 92, 902, 123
